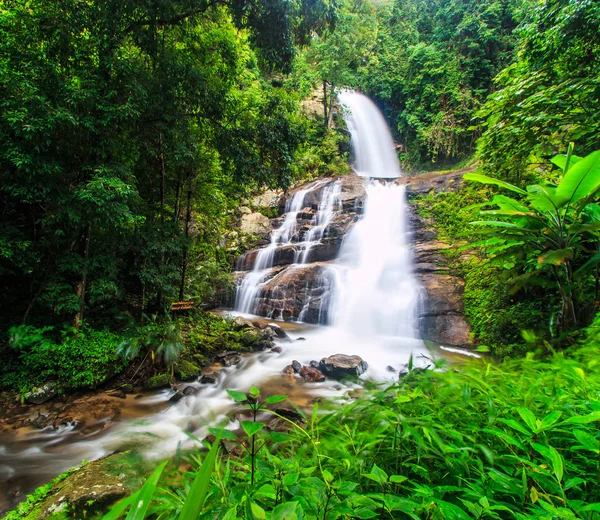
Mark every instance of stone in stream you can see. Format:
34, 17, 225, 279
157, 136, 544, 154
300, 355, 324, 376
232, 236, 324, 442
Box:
319, 354, 368, 379
299, 366, 326, 383
183, 385, 201, 396
282, 365, 296, 376
271, 346, 282, 353
291, 360, 302, 373
309, 360, 319, 369
267, 323, 292, 342
233, 316, 255, 330
169, 391, 185, 402
200, 374, 217, 385
220, 355, 241, 367
24, 382, 58, 405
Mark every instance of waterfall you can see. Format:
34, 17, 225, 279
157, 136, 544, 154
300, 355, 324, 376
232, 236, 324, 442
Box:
326, 91, 421, 338
338, 91, 402, 178
329, 182, 420, 338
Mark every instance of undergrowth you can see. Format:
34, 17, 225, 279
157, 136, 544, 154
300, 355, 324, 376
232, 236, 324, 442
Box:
102, 317, 600, 518
414, 185, 549, 355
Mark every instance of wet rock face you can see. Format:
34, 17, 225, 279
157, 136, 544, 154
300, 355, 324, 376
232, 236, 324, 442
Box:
408, 202, 473, 347
234, 172, 474, 346
251, 263, 336, 323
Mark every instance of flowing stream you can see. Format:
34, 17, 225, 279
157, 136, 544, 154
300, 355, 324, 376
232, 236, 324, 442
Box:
1, 91, 439, 514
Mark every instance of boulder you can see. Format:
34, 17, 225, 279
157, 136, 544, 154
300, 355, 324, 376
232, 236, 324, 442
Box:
282, 365, 296, 376
271, 346, 282, 353
319, 354, 368, 379
32, 451, 141, 518
24, 383, 58, 405
299, 366, 326, 383
240, 212, 271, 235
291, 360, 302, 373
220, 354, 241, 367
252, 189, 284, 209
233, 316, 255, 330
183, 385, 201, 395
169, 391, 185, 402
267, 323, 291, 342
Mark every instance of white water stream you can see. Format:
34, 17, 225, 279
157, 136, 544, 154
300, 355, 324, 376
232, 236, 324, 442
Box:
0, 91, 435, 514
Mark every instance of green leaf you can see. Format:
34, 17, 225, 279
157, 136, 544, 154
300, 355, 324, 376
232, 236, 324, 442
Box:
271, 501, 301, 519
540, 411, 562, 430
573, 430, 599, 453
241, 421, 265, 437
464, 173, 527, 195
538, 248, 574, 266
270, 431, 293, 443
249, 386, 260, 397
517, 408, 538, 432
390, 475, 407, 484
101, 491, 140, 520
250, 502, 267, 520
556, 150, 600, 205
178, 431, 222, 520
208, 427, 237, 441
125, 460, 168, 520
573, 252, 600, 281
265, 394, 287, 404
226, 389, 247, 402
550, 153, 582, 172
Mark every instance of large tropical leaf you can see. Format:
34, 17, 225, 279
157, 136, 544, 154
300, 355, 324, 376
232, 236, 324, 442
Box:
573, 252, 600, 280
556, 150, 600, 205
538, 248, 574, 266
463, 173, 527, 195
551, 153, 582, 172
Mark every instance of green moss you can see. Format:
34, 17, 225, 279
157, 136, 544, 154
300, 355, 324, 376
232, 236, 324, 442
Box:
175, 359, 200, 380
4, 464, 84, 520
144, 373, 171, 389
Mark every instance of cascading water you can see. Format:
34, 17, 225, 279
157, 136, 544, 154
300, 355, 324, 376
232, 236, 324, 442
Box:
234, 178, 342, 319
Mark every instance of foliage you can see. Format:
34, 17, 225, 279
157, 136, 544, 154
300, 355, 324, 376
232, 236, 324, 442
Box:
103, 324, 600, 518
0, 326, 125, 392
465, 146, 600, 333
117, 315, 184, 369
0, 0, 330, 333
415, 182, 546, 355
477, 0, 600, 182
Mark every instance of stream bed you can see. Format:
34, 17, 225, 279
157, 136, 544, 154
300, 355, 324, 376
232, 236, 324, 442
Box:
0, 312, 480, 515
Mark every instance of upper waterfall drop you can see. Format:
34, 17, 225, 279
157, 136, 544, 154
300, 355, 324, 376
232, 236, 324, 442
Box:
338, 91, 402, 179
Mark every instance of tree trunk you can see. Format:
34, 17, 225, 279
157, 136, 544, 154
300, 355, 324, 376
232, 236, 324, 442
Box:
179, 190, 193, 301
73, 224, 91, 329
323, 80, 329, 129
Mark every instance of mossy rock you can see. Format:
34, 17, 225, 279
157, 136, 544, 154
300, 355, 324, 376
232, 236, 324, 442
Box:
143, 373, 171, 389
175, 360, 200, 381
5, 452, 146, 519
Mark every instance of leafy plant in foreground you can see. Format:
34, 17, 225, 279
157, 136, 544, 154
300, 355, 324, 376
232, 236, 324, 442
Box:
465, 145, 600, 332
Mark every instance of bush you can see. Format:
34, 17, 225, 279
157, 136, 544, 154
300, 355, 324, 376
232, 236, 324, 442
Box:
1, 326, 126, 392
